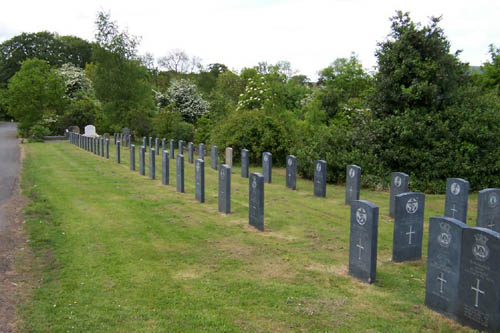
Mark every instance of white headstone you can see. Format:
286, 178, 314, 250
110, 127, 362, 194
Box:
83, 125, 98, 138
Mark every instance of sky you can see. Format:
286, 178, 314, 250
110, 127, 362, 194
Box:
1, 0, 499, 80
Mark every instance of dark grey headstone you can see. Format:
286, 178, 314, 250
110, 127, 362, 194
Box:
161, 139, 166, 154
477, 188, 500, 233
69, 125, 80, 134
93, 138, 97, 154
130, 144, 135, 171
178, 140, 184, 155
262, 152, 272, 183
176, 154, 184, 193
188, 142, 194, 163
101, 138, 105, 157
195, 159, 204, 202
161, 150, 169, 185
149, 149, 155, 179
314, 160, 327, 197
241, 149, 249, 178
199, 143, 205, 160
142, 137, 146, 148
286, 155, 297, 190
122, 127, 130, 136
345, 164, 361, 205
155, 138, 159, 155
348, 200, 378, 283
170, 139, 175, 158
114, 133, 117, 145
444, 178, 470, 223
149, 137, 152, 150
211, 146, 218, 170
457, 228, 500, 331
425, 216, 467, 319
392, 192, 425, 262
116, 141, 121, 163
390, 172, 410, 217
249, 173, 264, 231
105, 139, 109, 159
139, 146, 145, 176
218, 164, 231, 214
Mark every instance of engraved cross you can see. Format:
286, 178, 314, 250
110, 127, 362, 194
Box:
450, 204, 458, 218
471, 278, 485, 308
356, 238, 364, 260
437, 272, 447, 293
406, 225, 416, 245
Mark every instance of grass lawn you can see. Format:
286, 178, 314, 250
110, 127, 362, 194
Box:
19, 141, 476, 332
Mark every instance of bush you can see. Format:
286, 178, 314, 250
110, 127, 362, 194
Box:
28, 121, 51, 142
152, 108, 194, 142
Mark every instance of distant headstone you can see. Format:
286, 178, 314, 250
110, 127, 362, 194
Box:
195, 159, 204, 202
130, 144, 136, 171
101, 138, 105, 157
211, 146, 218, 170
249, 173, 264, 231
188, 142, 194, 163
116, 141, 121, 163
139, 146, 145, 176
69, 125, 80, 134
105, 139, 109, 159
178, 140, 184, 155
149, 137, 152, 150
477, 188, 500, 233
444, 178, 470, 223
390, 172, 410, 217
392, 192, 425, 262
155, 138, 159, 155
142, 137, 146, 148
225, 147, 233, 168
176, 154, 184, 193
219, 164, 231, 213
199, 143, 205, 160
424, 216, 467, 319
348, 200, 379, 283
286, 155, 297, 190
149, 149, 155, 179
314, 160, 327, 197
161, 139, 166, 155
103, 133, 110, 139
262, 152, 272, 183
345, 165, 361, 205
457, 228, 500, 331
113, 133, 117, 145
170, 139, 175, 158
241, 149, 249, 178
121, 127, 130, 136
161, 150, 169, 185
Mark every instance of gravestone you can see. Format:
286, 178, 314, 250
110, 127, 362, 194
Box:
101, 138, 105, 157
170, 139, 175, 158
286, 155, 297, 190
211, 146, 218, 170
348, 200, 379, 283
176, 154, 184, 193
155, 138, 159, 155
477, 188, 500, 233
218, 164, 231, 214
392, 192, 425, 262
103, 133, 110, 139
314, 160, 327, 197
345, 164, 361, 205
116, 141, 121, 163
83, 125, 97, 138
178, 140, 184, 155
149, 149, 155, 179
249, 173, 264, 231
390, 172, 410, 217
105, 139, 109, 159
188, 142, 194, 163
199, 143, 205, 160
241, 149, 249, 178
122, 127, 130, 136
161, 139, 166, 155
142, 137, 146, 148
149, 137, 153, 151
225, 147, 233, 168
444, 178, 470, 223
139, 146, 145, 176
113, 133, 117, 145
425, 216, 467, 319
162, 150, 169, 185
195, 159, 204, 202
130, 144, 136, 171
457, 228, 500, 331
69, 125, 80, 134
262, 152, 272, 183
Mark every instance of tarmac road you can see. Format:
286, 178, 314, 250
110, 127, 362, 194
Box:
0, 122, 20, 230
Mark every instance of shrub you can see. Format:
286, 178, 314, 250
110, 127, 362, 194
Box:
152, 108, 194, 142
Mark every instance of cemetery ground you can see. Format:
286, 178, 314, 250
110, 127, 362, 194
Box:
18, 141, 476, 332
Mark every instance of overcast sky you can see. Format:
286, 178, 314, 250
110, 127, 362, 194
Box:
1, 0, 499, 79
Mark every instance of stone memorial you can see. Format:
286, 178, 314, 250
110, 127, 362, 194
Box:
176, 154, 184, 193
314, 160, 327, 197
188, 142, 194, 163
444, 178, 470, 223
345, 164, 361, 205
161, 139, 166, 155
149, 149, 155, 179
101, 138, 105, 157
249, 173, 264, 231
116, 141, 121, 163
392, 192, 425, 262
142, 137, 146, 148
170, 139, 175, 158
457, 228, 500, 331
149, 137, 153, 151
225, 147, 233, 168
211, 145, 218, 170
162, 150, 169, 185
106, 139, 109, 159
155, 138, 159, 155
195, 159, 204, 202
199, 143, 205, 160
348, 200, 379, 283
69, 125, 80, 134
139, 146, 145, 176
390, 172, 410, 217
262, 152, 272, 183
425, 216, 467, 319
178, 140, 184, 155
218, 164, 231, 214
130, 144, 135, 171
83, 125, 97, 138
286, 155, 297, 190
476, 188, 500, 233
241, 149, 249, 178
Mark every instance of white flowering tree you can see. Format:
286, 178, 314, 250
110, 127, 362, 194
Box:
58, 63, 94, 99
236, 74, 271, 111
160, 79, 209, 123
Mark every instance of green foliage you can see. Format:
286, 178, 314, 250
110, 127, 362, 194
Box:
28, 121, 51, 142
193, 115, 212, 144
479, 44, 500, 95
152, 108, 194, 141
7, 58, 67, 136
59, 96, 99, 132
157, 79, 209, 123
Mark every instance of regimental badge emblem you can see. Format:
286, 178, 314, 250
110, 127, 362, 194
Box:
489, 194, 498, 208
316, 163, 322, 172
252, 178, 257, 189
451, 182, 461, 195
356, 207, 367, 226
349, 168, 356, 178
394, 176, 402, 188
472, 234, 490, 262
288, 158, 292, 166
406, 197, 418, 214
438, 222, 452, 248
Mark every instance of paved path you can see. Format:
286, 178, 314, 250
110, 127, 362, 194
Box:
0, 122, 20, 230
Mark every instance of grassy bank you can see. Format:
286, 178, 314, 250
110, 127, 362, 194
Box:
20, 141, 474, 331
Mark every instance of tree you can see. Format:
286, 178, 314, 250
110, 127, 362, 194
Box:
479, 44, 500, 95
7, 58, 67, 136
159, 79, 209, 123
158, 49, 201, 74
